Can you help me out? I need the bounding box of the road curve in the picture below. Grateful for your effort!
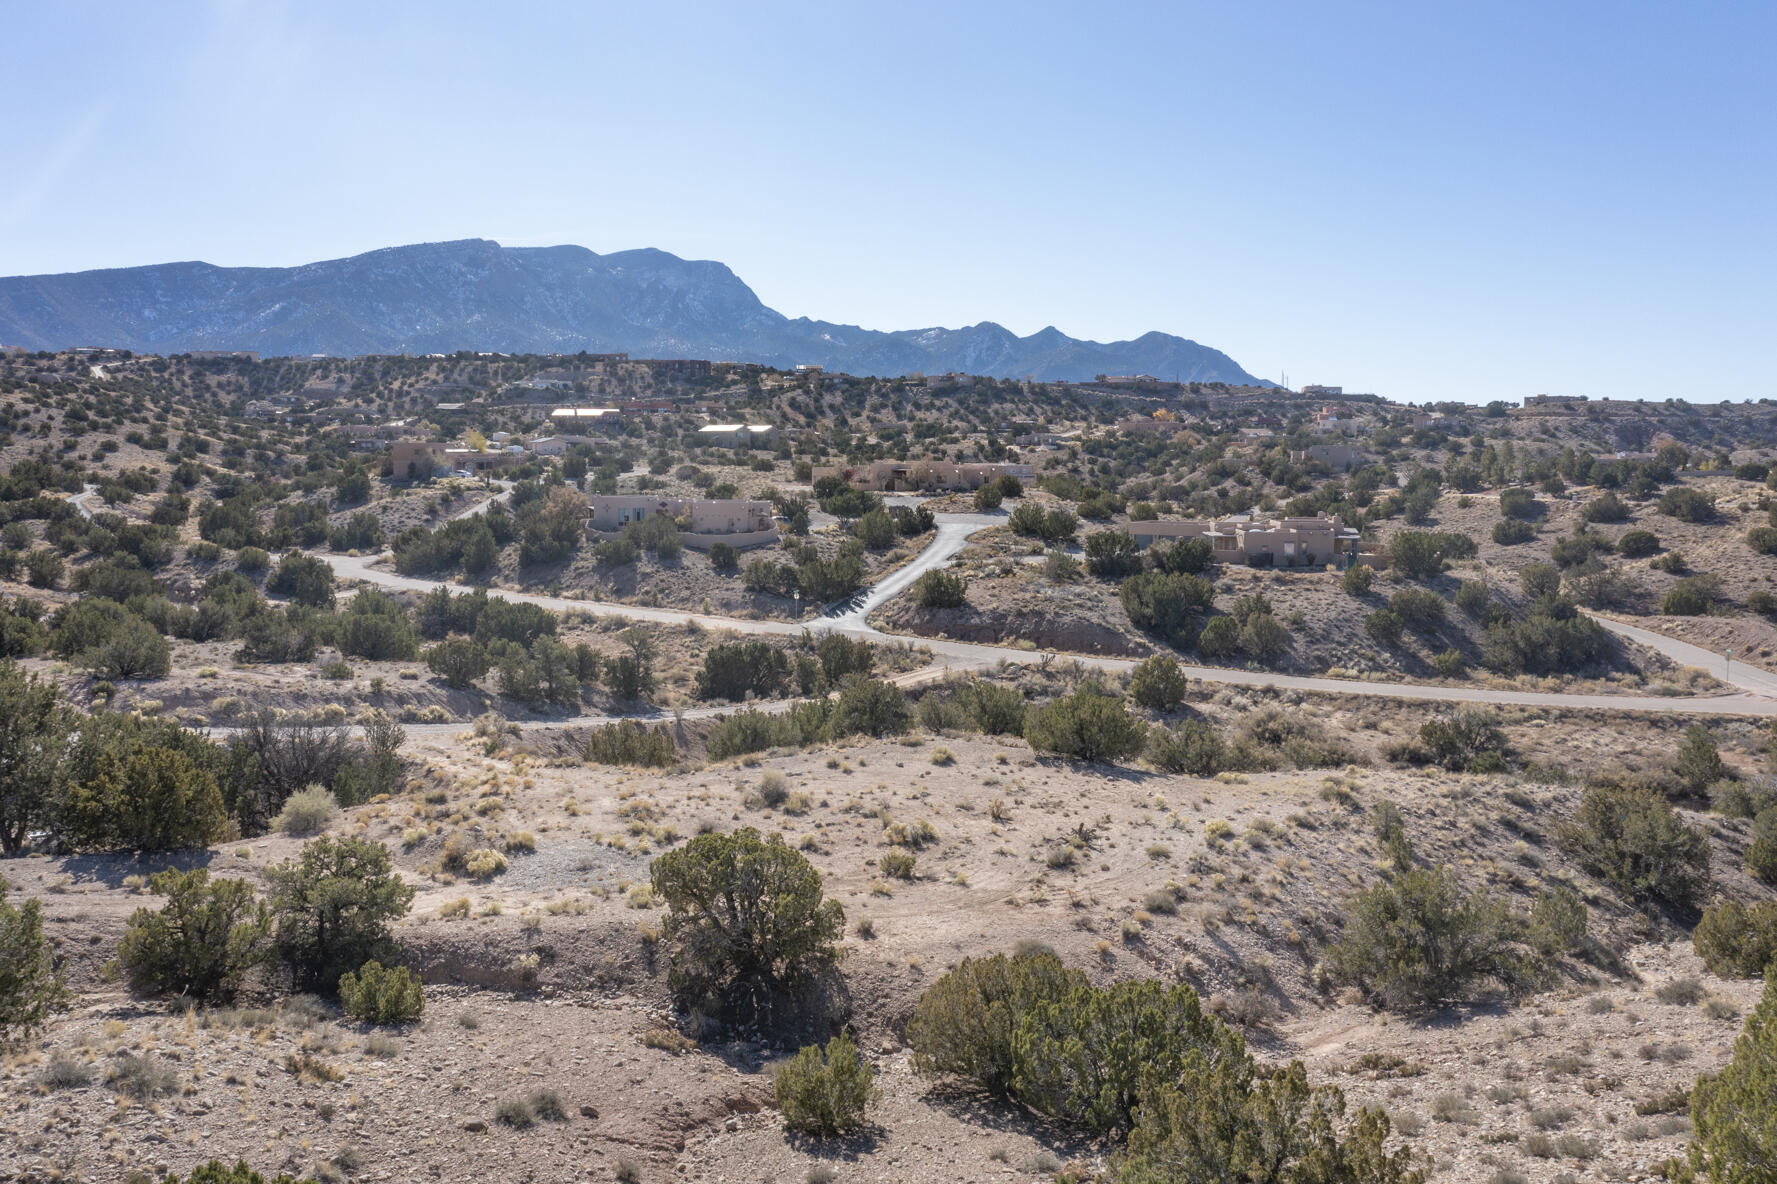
[309,516,1777,718]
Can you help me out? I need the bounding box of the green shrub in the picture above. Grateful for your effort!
[1581,491,1630,524]
[1013,978,1239,1133]
[1197,614,1240,657]
[1694,901,1777,980]
[907,949,1087,1096]
[1528,885,1589,958]
[161,1160,316,1184]
[1239,613,1290,660]
[118,868,271,1002]
[1364,609,1404,646]
[267,836,416,993]
[1330,864,1535,1009]
[0,876,65,1048]
[62,745,228,852]
[1617,529,1660,558]
[1679,966,1777,1181]
[1390,531,1474,580]
[1146,720,1228,775]
[1560,782,1711,908]
[1499,487,1541,520]
[650,828,843,1018]
[583,720,676,768]
[1114,1060,1423,1184]
[1675,725,1727,798]
[1084,530,1141,577]
[1390,588,1446,628]
[338,959,425,1024]
[1119,571,1213,647]
[1396,709,1506,772]
[1127,655,1187,711]
[1024,687,1148,763]
[1748,808,1777,884]
[831,676,910,738]
[774,1032,875,1136]
[1659,486,1715,523]
[913,568,967,608]
[1454,579,1491,616]
[272,785,339,837]
[266,553,335,608]
[695,640,791,701]
[955,680,1027,735]
[1341,563,1374,595]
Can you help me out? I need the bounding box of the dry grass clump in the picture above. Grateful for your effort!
[274,786,339,836]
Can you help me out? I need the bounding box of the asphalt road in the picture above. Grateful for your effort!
[313,514,1777,722]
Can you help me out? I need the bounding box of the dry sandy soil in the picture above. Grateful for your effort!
[3,685,1773,1184]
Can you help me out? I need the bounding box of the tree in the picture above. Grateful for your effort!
[1197,615,1240,658]
[1748,808,1777,885]
[1128,655,1188,711]
[0,661,69,854]
[62,746,228,852]
[81,615,171,679]
[1618,529,1661,558]
[1676,967,1777,1183]
[1329,864,1534,1010]
[1559,781,1711,908]
[1341,563,1373,595]
[1153,538,1212,575]
[907,949,1087,1097]
[425,638,491,689]
[117,868,271,1002]
[972,483,1003,511]
[267,553,335,609]
[1024,687,1148,763]
[266,836,415,993]
[0,876,65,1048]
[774,1032,875,1136]
[649,828,844,1018]
[1520,563,1562,599]
[334,465,371,507]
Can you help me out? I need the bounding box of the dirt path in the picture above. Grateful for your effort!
[310,519,1777,718]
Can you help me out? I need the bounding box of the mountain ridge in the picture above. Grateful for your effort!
[0,238,1267,384]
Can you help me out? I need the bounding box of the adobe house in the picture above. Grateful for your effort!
[389,440,525,480]
[1127,512,1373,568]
[585,495,778,550]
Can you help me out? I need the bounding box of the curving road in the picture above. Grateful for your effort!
[312,514,1777,720]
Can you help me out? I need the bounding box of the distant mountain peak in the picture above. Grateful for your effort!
[0,240,1266,383]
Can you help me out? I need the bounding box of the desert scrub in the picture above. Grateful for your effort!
[774,1032,875,1136]
[502,831,537,854]
[438,897,471,919]
[930,745,956,766]
[338,960,425,1025]
[273,785,339,837]
[880,848,917,879]
[465,848,508,880]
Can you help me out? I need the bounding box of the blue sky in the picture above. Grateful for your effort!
[3,0,1771,403]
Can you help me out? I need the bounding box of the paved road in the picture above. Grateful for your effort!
[448,480,513,521]
[311,515,1777,719]
[1581,612,1777,698]
[70,483,99,519]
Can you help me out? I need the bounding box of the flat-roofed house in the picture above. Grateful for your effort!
[585,495,778,549]
[1127,511,1372,568]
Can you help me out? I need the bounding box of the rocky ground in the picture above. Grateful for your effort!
[3,690,1773,1183]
